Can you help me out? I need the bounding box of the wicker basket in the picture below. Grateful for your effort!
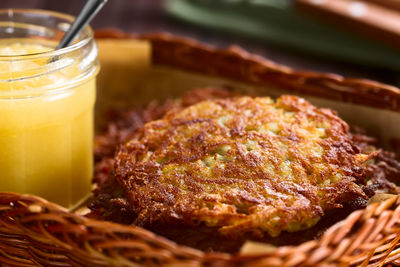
[1,30,400,266]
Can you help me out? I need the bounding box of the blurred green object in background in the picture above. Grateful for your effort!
[166,0,400,70]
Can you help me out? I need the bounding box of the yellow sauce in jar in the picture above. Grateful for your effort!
[0,39,98,207]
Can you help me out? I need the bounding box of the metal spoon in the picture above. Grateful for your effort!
[56,0,108,50]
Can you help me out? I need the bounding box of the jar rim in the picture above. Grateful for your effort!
[0,8,94,60]
[0,8,99,99]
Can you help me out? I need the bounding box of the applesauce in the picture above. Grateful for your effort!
[0,10,99,207]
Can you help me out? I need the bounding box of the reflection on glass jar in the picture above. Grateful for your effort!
[0,9,99,207]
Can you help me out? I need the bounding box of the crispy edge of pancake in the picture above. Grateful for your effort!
[89,88,400,252]
[113,94,372,237]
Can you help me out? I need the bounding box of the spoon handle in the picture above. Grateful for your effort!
[57,0,108,49]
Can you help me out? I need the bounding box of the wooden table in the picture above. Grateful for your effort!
[1,0,399,86]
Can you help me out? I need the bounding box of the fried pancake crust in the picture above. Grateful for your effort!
[113,95,373,237]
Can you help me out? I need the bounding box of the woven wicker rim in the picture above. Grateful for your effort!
[95,29,400,112]
[1,192,400,266]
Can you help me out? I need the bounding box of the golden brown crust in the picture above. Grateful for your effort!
[93,88,233,187]
[90,88,400,251]
[95,29,400,112]
[113,94,371,237]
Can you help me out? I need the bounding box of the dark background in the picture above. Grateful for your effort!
[1,0,399,86]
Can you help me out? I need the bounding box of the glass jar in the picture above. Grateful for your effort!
[0,9,99,207]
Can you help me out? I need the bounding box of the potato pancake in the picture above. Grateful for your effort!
[112,95,373,237]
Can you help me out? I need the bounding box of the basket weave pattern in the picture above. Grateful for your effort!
[95,29,400,112]
[0,192,400,266]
